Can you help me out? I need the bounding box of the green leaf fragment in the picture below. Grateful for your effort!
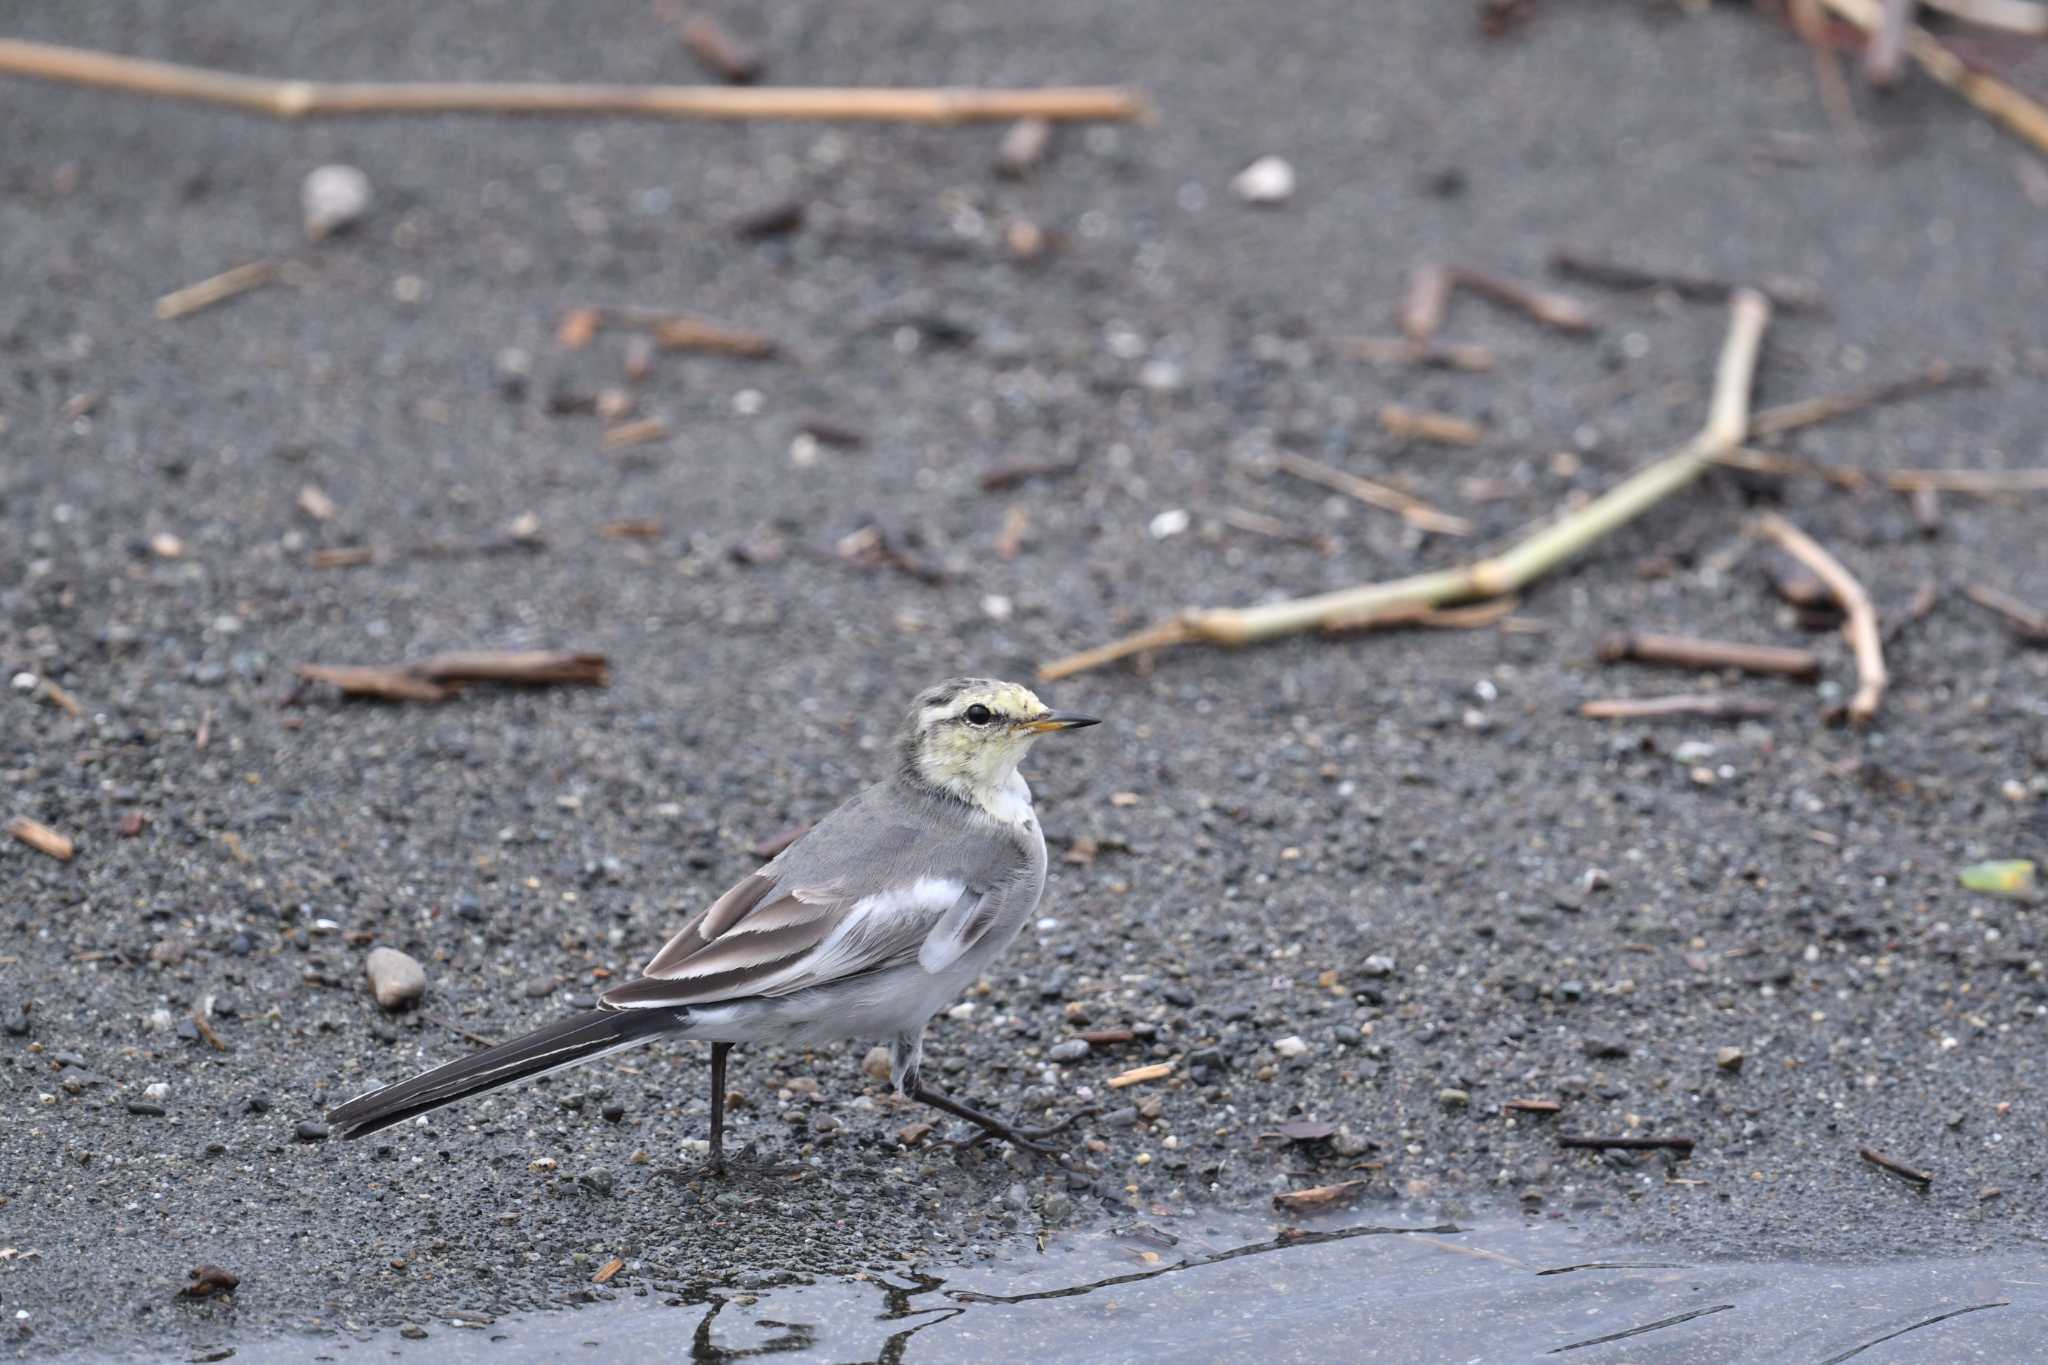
[1959,860,2038,900]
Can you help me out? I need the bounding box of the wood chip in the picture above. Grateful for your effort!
[308,546,378,569]
[796,416,867,449]
[557,308,599,350]
[1400,263,1451,347]
[591,1256,626,1285]
[6,815,75,862]
[599,518,665,540]
[650,316,776,357]
[1272,1179,1371,1213]
[1106,1063,1173,1089]
[1077,1028,1135,1046]
[1504,1098,1562,1114]
[602,417,670,451]
[1379,404,1484,446]
[1342,335,1495,371]
[678,14,762,83]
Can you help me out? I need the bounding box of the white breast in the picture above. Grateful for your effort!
[977,770,1036,828]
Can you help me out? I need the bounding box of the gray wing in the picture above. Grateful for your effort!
[601,783,1019,1010]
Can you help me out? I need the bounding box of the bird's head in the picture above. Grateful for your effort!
[899,677,1098,808]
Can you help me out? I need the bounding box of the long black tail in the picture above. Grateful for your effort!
[328,1007,679,1139]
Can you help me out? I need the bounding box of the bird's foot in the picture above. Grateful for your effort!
[945,1105,1100,1156]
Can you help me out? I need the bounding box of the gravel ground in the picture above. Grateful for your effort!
[4,1,2047,1357]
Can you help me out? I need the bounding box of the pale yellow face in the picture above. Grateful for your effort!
[908,679,1062,801]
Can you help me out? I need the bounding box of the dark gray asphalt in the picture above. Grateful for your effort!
[3,1,2046,1358]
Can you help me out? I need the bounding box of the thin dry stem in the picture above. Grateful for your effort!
[1580,694,1779,721]
[1754,513,1887,722]
[154,259,283,320]
[1037,290,1772,679]
[0,39,1148,124]
[1746,361,1984,438]
[1963,583,2048,640]
[1272,452,1472,536]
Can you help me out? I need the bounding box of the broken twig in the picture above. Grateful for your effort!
[1039,289,1770,680]
[296,651,609,702]
[1746,361,1986,438]
[1859,1145,1934,1185]
[0,39,1148,124]
[1964,583,2048,641]
[1580,694,1778,721]
[154,259,285,321]
[1549,248,1824,312]
[1341,336,1495,372]
[1559,1135,1696,1152]
[1451,267,1596,333]
[1273,452,1472,536]
[1754,514,1886,722]
[1598,632,1821,679]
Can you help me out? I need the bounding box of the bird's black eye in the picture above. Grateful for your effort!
[963,703,993,725]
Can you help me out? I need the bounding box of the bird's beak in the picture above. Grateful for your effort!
[1021,711,1100,733]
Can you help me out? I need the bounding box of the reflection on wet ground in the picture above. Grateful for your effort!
[229,1210,2046,1364]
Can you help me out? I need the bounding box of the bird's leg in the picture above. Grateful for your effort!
[707,1041,732,1174]
[890,1028,1087,1157]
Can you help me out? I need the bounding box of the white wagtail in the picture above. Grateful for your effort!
[328,677,1099,1165]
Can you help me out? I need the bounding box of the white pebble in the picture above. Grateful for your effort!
[1148,508,1190,540]
[143,1082,170,1101]
[1231,155,1296,205]
[303,164,372,240]
[981,594,1013,621]
[365,946,427,1011]
[10,672,37,693]
[1274,1035,1309,1058]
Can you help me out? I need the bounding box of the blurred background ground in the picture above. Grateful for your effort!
[2,0,2046,1356]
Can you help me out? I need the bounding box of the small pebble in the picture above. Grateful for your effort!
[601,1101,626,1123]
[1716,1046,1745,1072]
[365,947,427,1011]
[295,1120,330,1142]
[143,1081,169,1101]
[1273,1035,1309,1059]
[125,1101,166,1117]
[303,164,372,240]
[862,1045,893,1082]
[1047,1038,1091,1064]
[1230,155,1296,204]
[1438,1088,1471,1110]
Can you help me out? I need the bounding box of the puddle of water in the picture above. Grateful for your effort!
[220,1211,2047,1365]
